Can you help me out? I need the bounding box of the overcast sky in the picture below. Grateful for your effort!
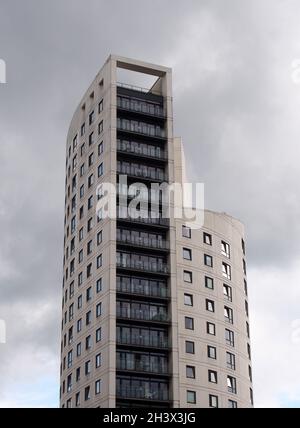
[1,0,300,408]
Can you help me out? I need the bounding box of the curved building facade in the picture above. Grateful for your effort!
[60,55,253,408]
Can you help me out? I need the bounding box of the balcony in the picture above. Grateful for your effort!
[116,259,169,275]
[117,140,167,162]
[116,387,169,402]
[117,212,169,228]
[116,281,169,299]
[116,307,169,324]
[117,233,169,252]
[116,335,169,350]
[117,95,165,119]
[117,360,169,376]
[117,118,166,140]
[117,163,167,182]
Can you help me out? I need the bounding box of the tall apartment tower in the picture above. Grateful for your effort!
[60,55,253,409]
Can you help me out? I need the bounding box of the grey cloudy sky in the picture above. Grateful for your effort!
[0,0,300,407]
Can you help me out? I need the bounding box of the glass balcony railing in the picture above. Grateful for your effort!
[116,335,169,349]
[117,96,165,118]
[117,307,169,323]
[117,233,169,251]
[117,119,166,139]
[117,213,169,227]
[116,259,169,274]
[116,387,169,401]
[117,360,169,375]
[117,140,167,161]
[116,281,169,298]
[117,163,167,182]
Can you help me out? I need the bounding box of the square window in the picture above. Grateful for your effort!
[187,390,196,404]
[185,317,194,330]
[183,248,192,261]
[184,294,193,306]
[204,254,213,267]
[182,225,191,238]
[203,232,212,245]
[186,365,195,379]
[205,276,214,290]
[185,341,195,354]
[183,270,193,283]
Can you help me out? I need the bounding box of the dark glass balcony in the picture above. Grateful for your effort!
[117,118,166,139]
[117,280,169,299]
[117,140,167,161]
[117,95,165,119]
[116,259,169,274]
[117,307,169,323]
[116,334,169,350]
[117,163,167,182]
[117,213,169,228]
[117,360,169,375]
[117,232,169,251]
[116,386,169,402]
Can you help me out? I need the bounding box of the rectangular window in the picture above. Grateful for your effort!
[209,395,218,408]
[227,352,236,370]
[96,327,102,343]
[186,365,196,379]
[243,259,247,275]
[96,278,102,293]
[221,240,230,258]
[77,295,82,309]
[244,279,248,296]
[96,353,102,368]
[87,263,92,278]
[223,284,232,301]
[227,376,237,394]
[78,249,83,263]
[98,141,103,156]
[98,120,103,135]
[88,195,93,210]
[75,392,80,407]
[225,329,235,347]
[242,238,246,255]
[204,254,213,267]
[183,248,192,260]
[76,367,81,382]
[98,162,103,177]
[96,302,102,317]
[207,322,216,336]
[87,217,93,231]
[228,400,238,408]
[183,270,193,283]
[89,110,94,125]
[87,240,93,255]
[86,286,92,301]
[97,231,103,245]
[88,152,94,167]
[80,143,85,156]
[206,299,215,313]
[207,345,217,360]
[97,254,102,269]
[85,336,92,350]
[224,306,234,324]
[76,342,81,357]
[184,294,193,306]
[86,311,92,325]
[185,317,194,330]
[80,163,85,177]
[185,341,195,354]
[98,99,103,114]
[78,272,83,286]
[222,262,231,280]
[182,225,191,238]
[203,232,212,245]
[80,184,84,198]
[187,391,196,404]
[84,386,91,401]
[205,276,214,290]
[95,379,101,395]
[89,132,94,146]
[77,319,82,333]
[208,370,218,384]
[88,173,94,188]
[81,123,85,136]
